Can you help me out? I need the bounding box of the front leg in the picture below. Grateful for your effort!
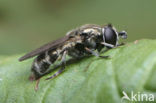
[101,42,115,48]
[101,42,125,48]
[46,50,67,80]
[85,47,109,58]
[117,42,125,46]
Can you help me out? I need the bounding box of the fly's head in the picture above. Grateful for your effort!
[102,24,127,47]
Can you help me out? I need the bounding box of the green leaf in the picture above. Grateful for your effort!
[0,39,156,103]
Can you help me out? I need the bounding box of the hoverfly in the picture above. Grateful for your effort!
[19,24,127,90]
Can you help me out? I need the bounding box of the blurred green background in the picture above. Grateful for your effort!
[0,0,156,55]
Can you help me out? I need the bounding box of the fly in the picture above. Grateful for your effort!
[19,24,127,90]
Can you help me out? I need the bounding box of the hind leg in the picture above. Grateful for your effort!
[46,50,67,80]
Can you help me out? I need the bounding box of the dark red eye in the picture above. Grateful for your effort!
[103,26,117,46]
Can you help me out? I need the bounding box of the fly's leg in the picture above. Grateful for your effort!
[117,42,125,46]
[46,51,67,80]
[35,78,40,91]
[85,47,109,58]
[101,42,125,48]
[101,42,115,48]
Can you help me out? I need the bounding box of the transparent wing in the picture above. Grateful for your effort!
[19,36,69,61]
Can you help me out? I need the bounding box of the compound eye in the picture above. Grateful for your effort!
[104,27,117,45]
